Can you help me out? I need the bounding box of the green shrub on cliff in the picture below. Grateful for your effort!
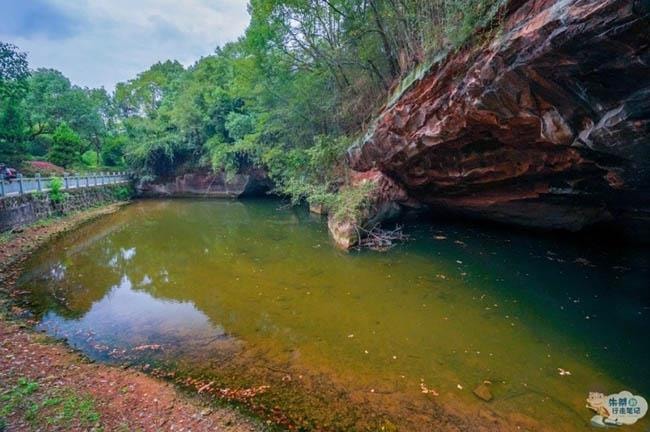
[329,182,376,223]
[444,0,502,47]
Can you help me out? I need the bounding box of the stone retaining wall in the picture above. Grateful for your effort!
[0,184,127,232]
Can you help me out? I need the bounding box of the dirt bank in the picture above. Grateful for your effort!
[0,204,263,432]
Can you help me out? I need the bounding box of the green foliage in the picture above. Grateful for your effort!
[81,150,98,167]
[444,0,501,47]
[259,134,350,206]
[0,378,39,419]
[101,135,127,167]
[0,42,30,165]
[40,392,101,426]
[49,123,81,167]
[0,378,100,429]
[0,42,29,100]
[1,1,499,205]
[328,181,376,222]
[0,101,27,164]
[113,185,133,201]
[1,62,118,169]
[225,112,255,141]
[48,177,65,204]
[115,60,184,118]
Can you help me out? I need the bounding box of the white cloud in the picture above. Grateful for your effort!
[0,0,249,90]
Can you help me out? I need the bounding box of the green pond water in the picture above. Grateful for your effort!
[17,199,650,431]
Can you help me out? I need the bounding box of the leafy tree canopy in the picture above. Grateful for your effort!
[1,0,498,206]
[0,41,29,100]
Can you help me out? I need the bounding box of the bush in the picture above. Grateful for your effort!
[113,185,133,201]
[20,160,65,176]
[48,177,65,204]
[260,134,350,206]
[225,112,254,141]
[327,181,375,222]
[81,150,98,167]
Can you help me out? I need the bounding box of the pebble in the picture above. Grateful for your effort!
[472,382,493,401]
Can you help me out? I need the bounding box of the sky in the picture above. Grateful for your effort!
[0,0,250,91]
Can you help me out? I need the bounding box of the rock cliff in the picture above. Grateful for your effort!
[347,0,650,239]
[137,168,270,198]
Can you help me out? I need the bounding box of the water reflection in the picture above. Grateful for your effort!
[38,274,233,365]
[16,199,650,431]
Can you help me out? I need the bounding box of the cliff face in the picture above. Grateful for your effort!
[348,0,650,234]
[137,168,270,198]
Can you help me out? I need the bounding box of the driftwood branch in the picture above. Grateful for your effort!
[356,224,408,251]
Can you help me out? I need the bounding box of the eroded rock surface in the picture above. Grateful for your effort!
[349,0,650,236]
[138,168,270,198]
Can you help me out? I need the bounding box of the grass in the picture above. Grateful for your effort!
[31,215,62,229]
[0,378,39,419]
[0,377,101,430]
[41,392,100,426]
[0,231,11,245]
[32,333,62,346]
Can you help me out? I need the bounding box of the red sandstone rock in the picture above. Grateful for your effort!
[328,169,414,248]
[349,0,650,234]
[137,168,270,198]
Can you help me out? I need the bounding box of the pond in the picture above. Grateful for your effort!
[17,199,650,431]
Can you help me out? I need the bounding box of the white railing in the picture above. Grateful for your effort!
[0,172,130,197]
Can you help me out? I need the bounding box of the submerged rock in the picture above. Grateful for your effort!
[327,216,359,250]
[327,169,417,249]
[309,203,328,215]
[473,382,493,402]
[349,0,650,239]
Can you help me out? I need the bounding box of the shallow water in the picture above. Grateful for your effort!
[17,199,650,430]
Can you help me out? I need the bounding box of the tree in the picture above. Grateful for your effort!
[22,69,117,163]
[0,42,30,164]
[49,123,81,168]
[0,2,499,206]
[0,41,29,100]
[0,102,27,164]
[114,60,184,118]
[23,69,72,137]
[83,88,113,161]
[101,135,127,167]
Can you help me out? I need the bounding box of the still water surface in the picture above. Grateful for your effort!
[17,200,650,430]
